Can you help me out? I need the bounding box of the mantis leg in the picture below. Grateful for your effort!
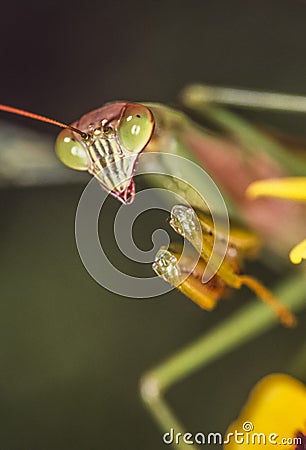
[140,275,305,450]
[181,84,306,114]
[169,205,296,327]
[236,275,296,327]
[180,84,306,175]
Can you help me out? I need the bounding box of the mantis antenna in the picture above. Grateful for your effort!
[0,104,88,140]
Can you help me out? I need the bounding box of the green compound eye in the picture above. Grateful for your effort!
[118,104,154,153]
[55,129,90,171]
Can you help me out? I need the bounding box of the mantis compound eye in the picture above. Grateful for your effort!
[118,104,154,153]
[55,129,90,170]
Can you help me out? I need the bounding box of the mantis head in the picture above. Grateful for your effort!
[55,102,155,204]
[0,101,155,204]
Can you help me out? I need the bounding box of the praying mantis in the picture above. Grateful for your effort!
[1,84,306,449]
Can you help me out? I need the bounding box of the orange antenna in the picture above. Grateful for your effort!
[0,104,88,140]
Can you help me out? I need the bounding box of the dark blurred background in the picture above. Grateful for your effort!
[0,1,306,449]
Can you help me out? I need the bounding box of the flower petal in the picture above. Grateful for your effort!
[289,239,306,264]
[225,374,306,449]
[246,178,306,201]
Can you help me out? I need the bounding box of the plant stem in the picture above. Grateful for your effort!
[140,274,305,450]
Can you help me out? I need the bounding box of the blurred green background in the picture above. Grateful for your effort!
[0,1,306,449]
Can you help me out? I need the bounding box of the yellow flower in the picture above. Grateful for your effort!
[225,374,306,449]
[246,178,306,264]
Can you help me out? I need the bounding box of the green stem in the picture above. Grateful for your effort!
[140,274,305,450]
[140,388,192,450]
